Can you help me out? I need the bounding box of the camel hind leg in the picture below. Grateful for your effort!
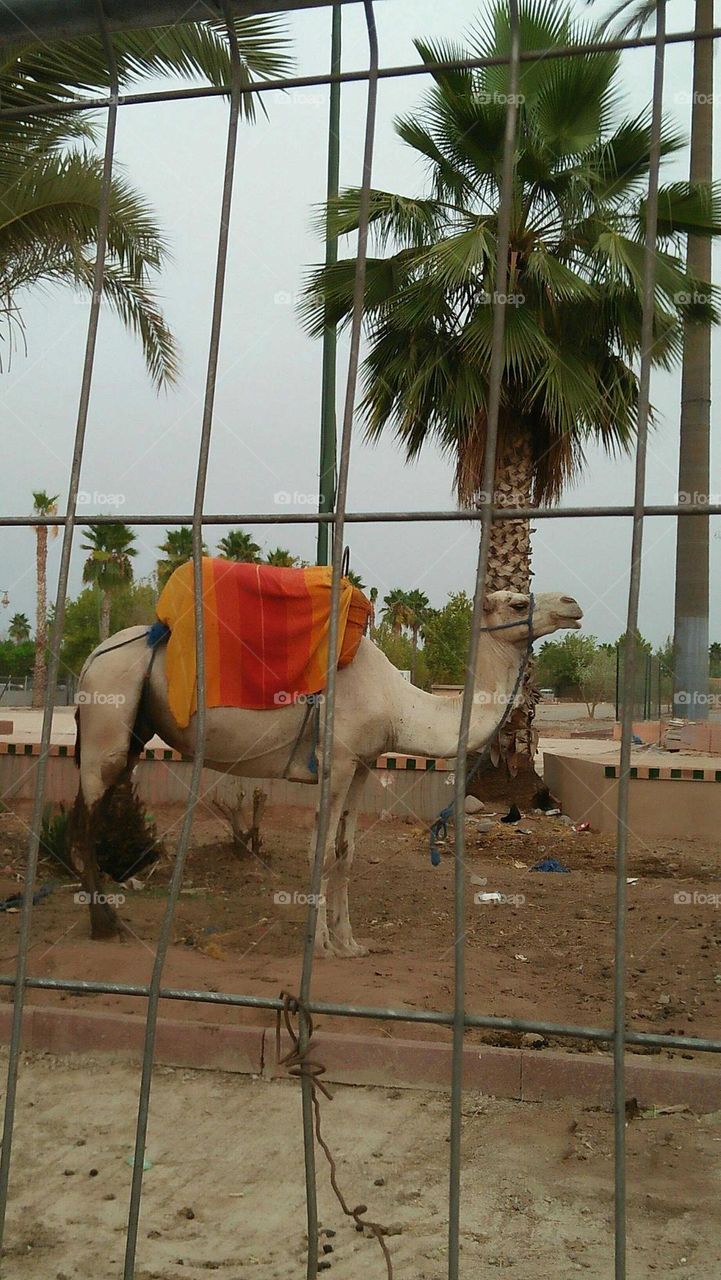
[73,628,153,938]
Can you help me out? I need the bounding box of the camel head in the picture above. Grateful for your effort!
[482,590,583,645]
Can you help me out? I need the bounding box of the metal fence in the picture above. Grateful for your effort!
[0,2,719,1279]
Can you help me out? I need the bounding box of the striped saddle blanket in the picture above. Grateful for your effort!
[154,557,372,728]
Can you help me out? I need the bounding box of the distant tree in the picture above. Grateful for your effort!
[266,547,298,567]
[369,586,379,633]
[535,633,598,696]
[61,580,157,675]
[373,621,428,687]
[8,613,31,645]
[81,522,137,640]
[710,642,721,679]
[31,489,59,708]
[217,530,262,563]
[382,588,412,636]
[345,569,366,591]
[0,640,35,679]
[404,588,430,681]
[578,649,616,718]
[423,592,472,687]
[156,528,208,588]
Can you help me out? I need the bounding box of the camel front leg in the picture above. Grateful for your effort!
[307,763,356,958]
[328,768,368,958]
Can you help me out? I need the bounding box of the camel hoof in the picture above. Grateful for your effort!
[330,937,369,958]
[313,934,335,959]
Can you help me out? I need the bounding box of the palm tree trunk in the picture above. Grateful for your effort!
[100,590,112,641]
[673,0,713,720]
[32,526,48,710]
[486,435,533,594]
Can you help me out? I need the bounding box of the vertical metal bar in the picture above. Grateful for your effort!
[122,8,242,1276]
[316,0,342,567]
[0,1,119,1253]
[447,3,521,1275]
[298,4,377,1276]
[613,6,666,1277]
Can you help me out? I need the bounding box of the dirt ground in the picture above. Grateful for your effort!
[0,798,720,1055]
[2,1051,720,1279]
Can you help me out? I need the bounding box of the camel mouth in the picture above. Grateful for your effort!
[552,609,583,629]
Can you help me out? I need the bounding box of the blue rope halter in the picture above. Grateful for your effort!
[429,593,536,866]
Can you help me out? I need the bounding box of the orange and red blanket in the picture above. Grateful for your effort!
[154,557,372,728]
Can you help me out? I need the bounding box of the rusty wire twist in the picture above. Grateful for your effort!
[277,992,394,1279]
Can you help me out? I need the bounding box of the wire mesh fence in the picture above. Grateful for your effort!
[0,2,718,1278]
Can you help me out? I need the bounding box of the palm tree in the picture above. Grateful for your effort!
[405,588,430,682]
[382,588,413,636]
[81,522,137,640]
[369,585,379,634]
[301,1,719,602]
[610,0,714,717]
[217,530,262,563]
[156,527,208,589]
[8,613,31,645]
[0,19,291,383]
[31,491,59,709]
[266,547,299,567]
[345,569,366,591]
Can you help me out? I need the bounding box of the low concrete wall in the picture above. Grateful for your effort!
[544,751,721,842]
[0,753,452,822]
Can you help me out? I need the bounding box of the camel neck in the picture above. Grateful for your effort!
[390,633,524,760]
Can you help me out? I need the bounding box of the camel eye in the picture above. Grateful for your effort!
[512,600,527,612]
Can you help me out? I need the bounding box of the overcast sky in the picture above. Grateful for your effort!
[1,0,719,647]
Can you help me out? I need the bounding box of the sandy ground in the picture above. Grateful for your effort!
[2,1051,721,1279]
[1,803,720,1055]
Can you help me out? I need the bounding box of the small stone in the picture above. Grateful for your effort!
[178,1207,195,1220]
[521,1033,546,1050]
[88,1168,99,1178]
[63,1169,75,1177]
[75,1139,86,1148]
[374,1177,386,1187]
[464,795,485,815]
[318,1263,332,1272]
[147,1230,161,1240]
[324,1229,336,1238]
[322,1243,333,1254]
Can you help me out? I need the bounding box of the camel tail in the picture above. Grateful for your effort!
[74,707,81,768]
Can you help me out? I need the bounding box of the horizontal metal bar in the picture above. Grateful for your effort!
[2,975,719,1054]
[0,0,360,43]
[5,504,721,527]
[0,26,719,121]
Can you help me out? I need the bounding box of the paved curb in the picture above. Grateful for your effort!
[0,1005,718,1110]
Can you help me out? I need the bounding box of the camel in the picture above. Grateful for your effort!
[73,589,582,957]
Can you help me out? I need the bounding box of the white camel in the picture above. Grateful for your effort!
[73,588,582,956]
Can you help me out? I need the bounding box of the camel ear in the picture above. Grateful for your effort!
[482,595,493,613]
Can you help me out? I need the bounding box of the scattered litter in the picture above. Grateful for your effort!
[514,953,528,962]
[531,857,570,873]
[476,892,503,904]
[632,734,643,745]
[0,881,57,913]
[500,804,522,824]
[512,859,528,870]
[545,808,561,816]
[124,877,144,891]
[627,877,639,885]
[573,822,591,833]
[516,827,534,835]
